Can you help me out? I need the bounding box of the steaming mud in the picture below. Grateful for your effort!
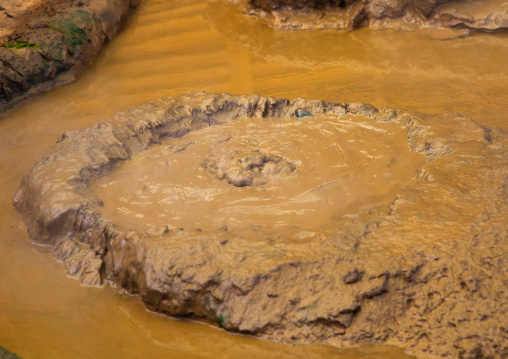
[92,115,424,238]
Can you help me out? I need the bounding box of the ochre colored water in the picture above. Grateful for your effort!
[1,0,508,357]
[91,115,424,239]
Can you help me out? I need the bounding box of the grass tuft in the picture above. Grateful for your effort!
[48,26,66,34]
[4,41,37,49]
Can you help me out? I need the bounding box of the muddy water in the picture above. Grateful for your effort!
[1,0,507,357]
[92,115,424,239]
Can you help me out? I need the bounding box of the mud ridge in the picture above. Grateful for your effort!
[14,92,508,358]
[232,0,508,32]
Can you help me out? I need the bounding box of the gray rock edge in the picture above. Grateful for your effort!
[0,346,21,359]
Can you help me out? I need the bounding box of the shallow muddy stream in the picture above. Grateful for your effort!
[1,0,508,358]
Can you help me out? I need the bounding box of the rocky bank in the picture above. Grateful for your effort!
[232,0,508,31]
[0,346,21,359]
[0,0,140,112]
[13,93,508,358]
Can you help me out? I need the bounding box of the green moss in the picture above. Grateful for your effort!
[4,42,37,49]
[217,314,229,329]
[59,20,88,48]
[51,11,94,49]
[70,26,87,44]
[48,26,65,34]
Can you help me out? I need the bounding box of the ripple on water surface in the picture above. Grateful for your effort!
[3,0,508,357]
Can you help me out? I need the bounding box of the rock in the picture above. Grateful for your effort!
[0,0,140,113]
[295,108,313,118]
[13,92,508,359]
[235,0,508,32]
[0,346,21,359]
[252,0,452,16]
[343,268,364,284]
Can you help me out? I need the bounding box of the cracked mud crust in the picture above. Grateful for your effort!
[13,92,508,358]
[231,0,508,32]
[0,0,140,112]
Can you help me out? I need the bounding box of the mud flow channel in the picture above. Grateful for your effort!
[92,114,423,238]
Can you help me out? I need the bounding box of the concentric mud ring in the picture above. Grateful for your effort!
[14,92,508,358]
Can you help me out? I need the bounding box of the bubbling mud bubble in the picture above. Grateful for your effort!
[91,114,424,237]
[203,149,296,187]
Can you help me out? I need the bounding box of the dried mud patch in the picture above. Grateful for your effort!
[14,92,508,358]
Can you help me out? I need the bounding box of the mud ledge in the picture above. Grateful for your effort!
[0,0,140,113]
[14,93,508,358]
[233,0,508,32]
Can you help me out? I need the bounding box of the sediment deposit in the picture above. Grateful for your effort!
[233,0,508,31]
[0,0,140,112]
[14,93,508,358]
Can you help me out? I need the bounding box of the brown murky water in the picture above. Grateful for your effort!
[1,0,507,357]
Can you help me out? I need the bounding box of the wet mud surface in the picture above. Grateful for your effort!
[234,0,508,32]
[92,109,423,237]
[2,0,508,358]
[14,92,508,358]
[0,0,140,112]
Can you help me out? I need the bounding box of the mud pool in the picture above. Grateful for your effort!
[1,0,508,358]
[91,114,424,237]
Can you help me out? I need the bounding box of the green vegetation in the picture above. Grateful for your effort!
[66,23,87,47]
[4,41,37,50]
[51,11,92,49]
[48,26,65,34]
[217,314,228,328]
[53,20,88,48]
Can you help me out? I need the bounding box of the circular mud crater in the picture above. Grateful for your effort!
[90,111,423,238]
[14,93,508,359]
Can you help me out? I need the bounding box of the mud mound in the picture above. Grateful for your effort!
[0,0,140,112]
[203,150,296,187]
[233,0,508,32]
[14,93,508,358]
